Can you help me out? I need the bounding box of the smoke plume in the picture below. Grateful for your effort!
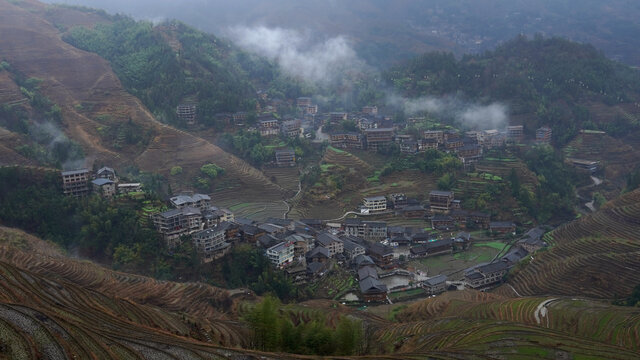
[228,26,367,86]
[387,94,509,130]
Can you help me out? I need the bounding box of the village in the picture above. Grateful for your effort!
[61,160,549,304]
[55,90,596,304]
[55,84,612,305]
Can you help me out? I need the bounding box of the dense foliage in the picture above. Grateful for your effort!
[246,296,363,355]
[387,35,640,145]
[220,245,300,301]
[62,18,294,127]
[0,167,195,280]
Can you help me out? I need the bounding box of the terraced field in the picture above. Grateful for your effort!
[564,132,640,184]
[502,189,640,299]
[2,225,639,359]
[392,291,640,354]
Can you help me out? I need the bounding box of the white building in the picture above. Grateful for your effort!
[266,241,295,268]
[363,196,387,212]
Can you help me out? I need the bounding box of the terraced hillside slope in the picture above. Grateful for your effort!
[0,0,284,202]
[2,226,639,359]
[501,188,640,299]
[384,291,640,358]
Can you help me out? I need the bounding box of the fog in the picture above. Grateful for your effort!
[229,26,368,86]
[387,94,508,130]
[42,0,640,67]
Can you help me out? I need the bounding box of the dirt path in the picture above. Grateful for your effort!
[534,298,557,326]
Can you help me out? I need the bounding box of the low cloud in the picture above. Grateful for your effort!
[387,94,509,130]
[228,26,367,86]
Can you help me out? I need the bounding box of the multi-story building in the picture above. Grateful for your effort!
[329,112,348,124]
[176,104,197,125]
[275,149,296,167]
[362,196,387,213]
[61,169,90,197]
[316,232,344,257]
[281,119,302,138]
[344,219,388,241]
[423,130,444,144]
[429,190,454,213]
[342,239,366,260]
[266,241,295,268]
[423,274,447,295]
[296,97,312,107]
[507,125,524,142]
[357,117,378,130]
[152,207,203,247]
[536,126,552,144]
[96,166,117,181]
[170,194,211,211]
[364,128,395,151]
[118,183,142,194]
[362,105,378,115]
[464,261,510,289]
[192,227,230,262]
[91,178,116,197]
[259,119,279,137]
[330,132,365,149]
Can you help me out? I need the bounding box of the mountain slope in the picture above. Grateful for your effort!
[0,0,285,200]
[499,188,640,299]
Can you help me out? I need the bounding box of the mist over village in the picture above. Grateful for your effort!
[1,0,640,358]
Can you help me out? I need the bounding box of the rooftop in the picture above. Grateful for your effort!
[424,274,447,287]
[91,178,113,186]
[61,169,89,176]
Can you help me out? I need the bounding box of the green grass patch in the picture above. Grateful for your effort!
[474,241,506,251]
[328,146,347,154]
[389,288,425,299]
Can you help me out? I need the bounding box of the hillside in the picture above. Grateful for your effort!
[2,225,639,359]
[499,188,640,299]
[43,0,640,68]
[0,0,285,203]
[388,36,640,145]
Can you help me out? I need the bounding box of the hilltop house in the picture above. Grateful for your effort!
[507,125,524,142]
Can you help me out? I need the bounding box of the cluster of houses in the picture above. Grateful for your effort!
[463,226,547,289]
[146,189,507,301]
[61,167,142,198]
[359,190,517,236]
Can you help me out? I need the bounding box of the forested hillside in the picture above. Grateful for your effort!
[62,15,306,128]
[387,36,640,145]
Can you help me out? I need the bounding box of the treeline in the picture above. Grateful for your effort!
[386,35,640,145]
[246,296,363,356]
[220,245,302,301]
[0,167,196,280]
[62,17,287,128]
